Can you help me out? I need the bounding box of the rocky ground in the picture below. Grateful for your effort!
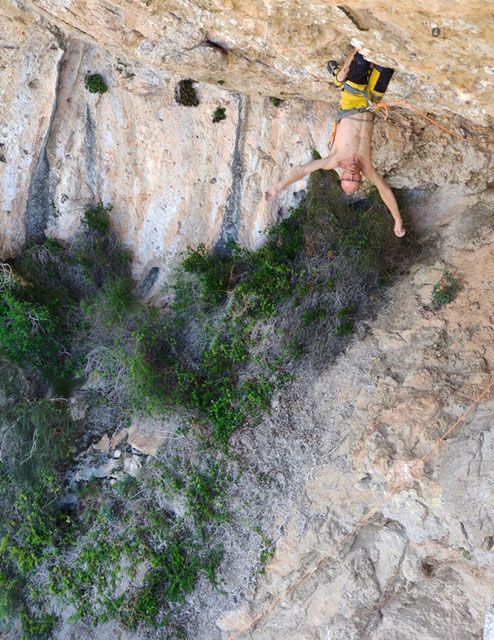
[209,187,494,640]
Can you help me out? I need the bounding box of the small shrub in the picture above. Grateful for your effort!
[84,73,108,94]
[432,271,461,306]
[458,546,473,561]
[122,534,222,628]
[255,528,275,574]
[100,275,136,324]
[20,608,57,640]
[212,107,227,123]
[175,79,199,106]
[181,244,236,306]
[184,464,230,527]
[301,305,326,326]
[335,306,353,336]
[270,97,282,107]
[0,289,54,367]
[83,202,110,233]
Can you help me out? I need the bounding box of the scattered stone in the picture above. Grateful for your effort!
[111,428,128,448]
[485,607,494,640]
[75,459,118,482]
[123,455,142,478]
[93,434,110,453]
[127,418,170,455]
[69,397,89,421]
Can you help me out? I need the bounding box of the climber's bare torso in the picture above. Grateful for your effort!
[265,110,405,237]
[332,111,373,165]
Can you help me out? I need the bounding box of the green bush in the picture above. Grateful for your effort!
[84,73,108,94]
[335,306,353,336]
[432,271,461,306]
[0,289,54,367]
[83,202,111,233]
[123,535,222,628]
[175,79,199,107]
[180,243,236,306]
[20,608,57,640]
[212,107,227,123]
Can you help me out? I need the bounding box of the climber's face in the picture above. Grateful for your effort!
[340,169,362,193]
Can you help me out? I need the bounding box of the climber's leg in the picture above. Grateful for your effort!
[344,51,372,86]
[367,64,394,103]
[327,47,357,86]
[339,51,372,111]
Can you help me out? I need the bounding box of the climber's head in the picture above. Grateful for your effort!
[339,160,362,194]
[340,176,362,193]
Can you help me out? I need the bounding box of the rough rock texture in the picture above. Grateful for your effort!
[47,191,494,640]
[13,0,494,123]
[1,1,493,287]
[209,188,494,640]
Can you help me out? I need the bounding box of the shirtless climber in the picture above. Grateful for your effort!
[265,48,406,238]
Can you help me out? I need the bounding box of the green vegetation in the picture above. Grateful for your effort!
[212,107,227,123]
[0,169,415,636]
[432,270,461,306]
[255,527,275,574]
[84,73,108,94]
[270,97,283,107]
[175,79,200,107]
[458,546,473,561]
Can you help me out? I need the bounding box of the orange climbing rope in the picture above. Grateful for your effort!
[371,99,467,140]
[411,377,494,471]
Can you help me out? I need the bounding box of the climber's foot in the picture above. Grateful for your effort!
[327,61,343,87]
[327,60,339,74]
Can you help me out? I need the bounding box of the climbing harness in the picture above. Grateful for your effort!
[329,87,470,149]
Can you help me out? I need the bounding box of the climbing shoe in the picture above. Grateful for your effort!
[327,60,343,87]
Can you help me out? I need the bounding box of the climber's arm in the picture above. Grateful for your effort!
[265,152,339,199]
[363,165,406,237]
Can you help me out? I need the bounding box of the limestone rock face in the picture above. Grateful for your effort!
[1,1,493,288]
[14,0,494,123]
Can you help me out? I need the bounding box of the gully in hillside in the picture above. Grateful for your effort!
[265,48,406,238]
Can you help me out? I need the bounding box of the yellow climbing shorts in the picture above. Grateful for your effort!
[340,82,369,110]
[339,68,389,110]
